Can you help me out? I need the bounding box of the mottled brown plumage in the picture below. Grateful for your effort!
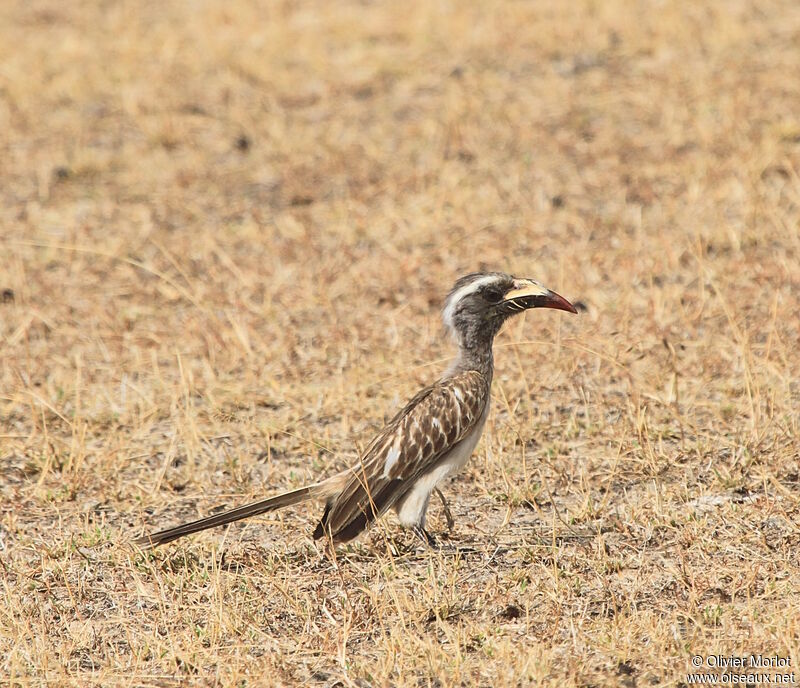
[133,272,576,550]
[313,370,490,542]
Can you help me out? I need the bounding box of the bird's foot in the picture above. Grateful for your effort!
[411,525,439,549]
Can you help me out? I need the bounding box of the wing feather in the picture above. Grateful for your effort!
[314,370,489,542]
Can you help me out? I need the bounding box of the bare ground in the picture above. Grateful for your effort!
[1,0,799,686]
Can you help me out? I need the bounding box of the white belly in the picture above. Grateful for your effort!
[394,400,489,528]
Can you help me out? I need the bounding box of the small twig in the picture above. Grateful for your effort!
[434,487,454,532]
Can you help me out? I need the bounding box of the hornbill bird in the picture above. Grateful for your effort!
[133,272,577,549]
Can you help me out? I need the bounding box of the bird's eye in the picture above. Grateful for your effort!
[482,287,504,303]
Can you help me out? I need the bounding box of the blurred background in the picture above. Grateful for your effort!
[1,0,799,684]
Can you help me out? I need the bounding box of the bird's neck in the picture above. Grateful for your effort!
[448,341,495,378]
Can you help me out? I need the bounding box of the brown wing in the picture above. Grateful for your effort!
[314,370,490,542]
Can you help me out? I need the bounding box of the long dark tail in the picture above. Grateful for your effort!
[132,485,320,549]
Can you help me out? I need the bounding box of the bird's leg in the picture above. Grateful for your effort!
[411,524,438,549]
[434,487,454,532]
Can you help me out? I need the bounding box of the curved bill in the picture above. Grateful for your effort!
[502,279,578,314]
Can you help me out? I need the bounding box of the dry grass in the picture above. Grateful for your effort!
[1,0,800,685]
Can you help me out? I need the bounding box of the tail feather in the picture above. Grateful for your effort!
[132,484,318,549]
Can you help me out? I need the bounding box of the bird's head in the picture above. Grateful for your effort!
[442,272,577,349]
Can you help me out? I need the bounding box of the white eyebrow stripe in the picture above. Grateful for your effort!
[442,275,500,331]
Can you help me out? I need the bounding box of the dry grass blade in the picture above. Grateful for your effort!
[1,0,800,686]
